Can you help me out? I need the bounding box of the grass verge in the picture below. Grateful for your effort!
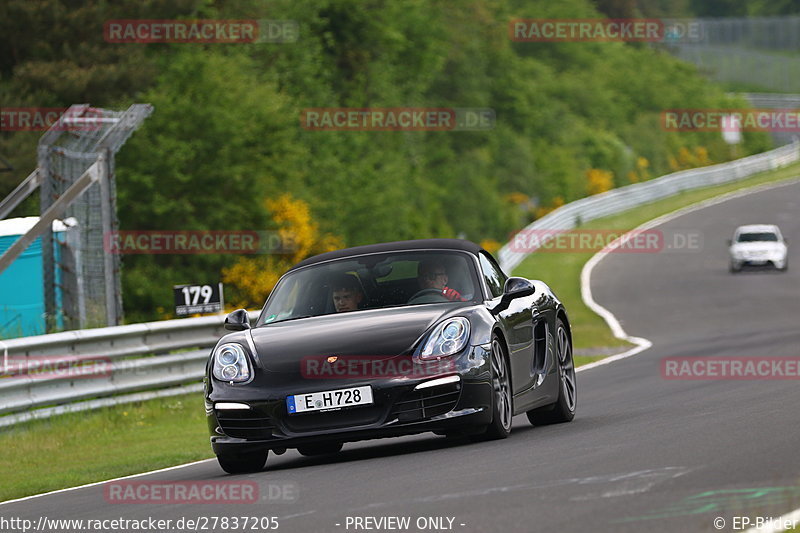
[512,160,800,355]
[0,393,213,502]
[1,159,798,502]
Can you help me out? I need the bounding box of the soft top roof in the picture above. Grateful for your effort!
[289,239,484,271]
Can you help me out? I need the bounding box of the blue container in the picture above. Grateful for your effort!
[0,217,65,338]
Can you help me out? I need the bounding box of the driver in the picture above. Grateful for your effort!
[417,259,465,301]
[331,274,365,312]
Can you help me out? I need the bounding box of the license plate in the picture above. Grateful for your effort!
[287,385,373,414]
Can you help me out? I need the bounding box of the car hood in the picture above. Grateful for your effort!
[731,242,785,254]
[250,303,467,372]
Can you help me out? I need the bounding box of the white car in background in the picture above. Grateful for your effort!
[728,224,788,273]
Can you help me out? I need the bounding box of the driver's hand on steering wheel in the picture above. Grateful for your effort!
[442,287,465,301]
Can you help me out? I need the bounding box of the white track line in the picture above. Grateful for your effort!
[0,458,215,506]
[3,178,798,509]
[578,176,800,372]
[577,177,800,532]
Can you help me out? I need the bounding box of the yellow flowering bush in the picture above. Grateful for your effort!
[480,239,501,253]
[222,194,343,309]
[586,168,614,196]
[627,156,651,183]
[669,146,712,171]
[505,192,530,205]
[534,196,565,219]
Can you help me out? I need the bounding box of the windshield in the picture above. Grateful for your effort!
[258,250,481,324]
[736,232,779,243]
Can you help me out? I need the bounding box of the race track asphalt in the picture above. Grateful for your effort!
[2,180,799,533]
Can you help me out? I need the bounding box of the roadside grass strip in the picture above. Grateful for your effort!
[0,393,213,502]
[1,160,799,503]
[512,160,800,354]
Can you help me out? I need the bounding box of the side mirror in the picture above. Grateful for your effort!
[224,309,250,331]
[726,239,732,246]
[502,277,535,299]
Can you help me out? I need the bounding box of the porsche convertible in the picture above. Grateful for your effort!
[204,239,576,473]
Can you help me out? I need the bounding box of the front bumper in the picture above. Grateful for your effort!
[732,255,786,268]
[206,344,493,453]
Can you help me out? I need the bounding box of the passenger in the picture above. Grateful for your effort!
[331,274,365,312]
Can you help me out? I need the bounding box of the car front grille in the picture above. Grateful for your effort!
[216,410,276,440]
[389,381,461,423]
[282,405,384,433]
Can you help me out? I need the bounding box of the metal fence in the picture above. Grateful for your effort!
[1,142,798,427]
[661,17,800,92]
[0,310,258,427]
[740,93,800,109]
[682,16,800,49]
[738,93,800,147]
[0,104,153,334]
[39,104,153,330]
[498,140,800,273]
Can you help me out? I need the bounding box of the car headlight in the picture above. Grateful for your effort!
[212,343,251,383]
[419,317,470,360]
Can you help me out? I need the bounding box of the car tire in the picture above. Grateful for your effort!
[729,261,741,273]
[216,449,268,474]
[527,318,576,426]
[297,442,343,456]
[469,334,512,442]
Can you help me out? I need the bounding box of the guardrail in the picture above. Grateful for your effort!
[498,140,800,273]
[0,310,259,427]
[740,93,800,107]
[738,94,800,146]
[2,142,798,427]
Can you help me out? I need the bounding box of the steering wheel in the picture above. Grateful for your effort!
[407,288,449,304]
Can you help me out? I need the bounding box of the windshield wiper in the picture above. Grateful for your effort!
[263,315,314,325]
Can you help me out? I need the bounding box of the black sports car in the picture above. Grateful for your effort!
[204,239,576,474]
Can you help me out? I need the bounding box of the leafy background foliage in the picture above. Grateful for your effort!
[0,0,782,321]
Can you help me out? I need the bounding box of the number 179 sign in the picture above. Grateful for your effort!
[173,283,224,316]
